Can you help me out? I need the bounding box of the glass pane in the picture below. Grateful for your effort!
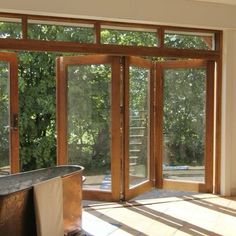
[164,31,214,50]
[67,64,112,191]
[0,18,22,39]
[28,20,94,43]
[163,67,206,182]
[101,26,158,47]
[0,61,10,175]
[129,66,150,188]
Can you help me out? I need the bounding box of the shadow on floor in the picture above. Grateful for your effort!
[81,189,236,236]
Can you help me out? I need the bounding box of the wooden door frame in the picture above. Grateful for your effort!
[123,56,155,200]
[155,59,215,192]
[56,55,121,201]
[0,52,19,173]
[0,12,223,193]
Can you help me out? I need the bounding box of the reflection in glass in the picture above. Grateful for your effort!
[0,62,10,175]
[163,67,206,182]
[67,64,112,191]
[129,66,150,188]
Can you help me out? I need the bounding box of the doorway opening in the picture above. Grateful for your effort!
[56,55,215,201]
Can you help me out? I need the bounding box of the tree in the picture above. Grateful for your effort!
[163,68,206,166]
[67,64,111,173]
[0,21,21,39]
[18,51,57,170]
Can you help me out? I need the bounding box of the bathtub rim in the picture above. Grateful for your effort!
[0,165,84,196]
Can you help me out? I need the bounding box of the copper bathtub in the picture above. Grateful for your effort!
[0,165,84,236]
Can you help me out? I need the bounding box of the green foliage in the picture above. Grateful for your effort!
[101,29,157,46]
[28,23,94,43]
[18,51,57,171]
[163,68,206,166]
[67,64,111,174]
[129,66,149,112]
[164,33,211,50]
[0,62,9,167]
[0,21,22,39]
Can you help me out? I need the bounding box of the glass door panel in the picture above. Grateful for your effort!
[156,60,214,192]
[124,57,154,199]
[56,55,121,201]
[0,52,19,175]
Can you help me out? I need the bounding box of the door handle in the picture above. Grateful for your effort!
[11,113,18,130]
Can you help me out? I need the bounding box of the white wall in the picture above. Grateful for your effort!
[221,30,236,196]
[1,0,236,196]
[222,30,236,196]
[0,0,236,29]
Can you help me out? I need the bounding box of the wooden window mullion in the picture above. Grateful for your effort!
[22,16,28,40]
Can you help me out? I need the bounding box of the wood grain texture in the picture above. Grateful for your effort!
[205,61,215,192]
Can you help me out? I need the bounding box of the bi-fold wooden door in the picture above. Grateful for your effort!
[56,55,215,201]
[56,55,122,201]
[155,60,215,193]
[123,56,154,200]
[56,55,155,201]
[0,52,19,174]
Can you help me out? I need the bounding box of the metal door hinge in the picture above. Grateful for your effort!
[11,113,18,130]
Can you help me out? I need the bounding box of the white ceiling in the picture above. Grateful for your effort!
[193,0,236,5]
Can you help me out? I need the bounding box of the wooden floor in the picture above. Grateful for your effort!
[82,189,236,236]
